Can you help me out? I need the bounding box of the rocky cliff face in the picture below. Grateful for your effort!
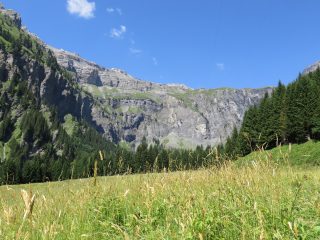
[0,48,95,126]
[0,3,21,28]
[49,47,273,148]
[303,61,320,75]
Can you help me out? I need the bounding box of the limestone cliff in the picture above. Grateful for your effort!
[49,47,273,148]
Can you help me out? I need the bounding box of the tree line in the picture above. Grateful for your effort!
[0,106,221,184]
[220,68,320,159]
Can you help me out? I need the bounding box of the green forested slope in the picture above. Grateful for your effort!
[0,12,117,184]
[221,69,320,160]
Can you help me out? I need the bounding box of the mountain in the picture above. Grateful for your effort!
[47,46,273,149]
[0,4,273,150]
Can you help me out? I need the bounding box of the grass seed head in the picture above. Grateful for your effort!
[21,189,36,220]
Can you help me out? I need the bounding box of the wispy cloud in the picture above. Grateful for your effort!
[67,0,96,19]
[110,25,127,39]
[106,7,123,15]
[116,8,123,16]
[216,63,225,71]
[152,57,158,66]
[106,8,115,13]
[129,48,142,54]
[130,39,136,45]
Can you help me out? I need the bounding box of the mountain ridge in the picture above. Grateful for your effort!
[47,44,273,148]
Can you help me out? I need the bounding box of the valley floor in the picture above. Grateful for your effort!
[1,162,320,239]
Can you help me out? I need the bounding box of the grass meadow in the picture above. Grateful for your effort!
[1,146,320,239]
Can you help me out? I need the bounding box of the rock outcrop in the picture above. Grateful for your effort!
[0,48,95,127]
[303,61,320,75]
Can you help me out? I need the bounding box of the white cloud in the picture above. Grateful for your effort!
[129,48,142,54]
[110,25,127,39]
[107,7,123,15]
[106,8,115,13]
[67,0,96,19]
[152,57,158,66]
[216,63,225,71]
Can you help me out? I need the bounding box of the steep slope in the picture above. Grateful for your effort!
[0,6,116,184]
[239,140,320,166]
[50,47,273,148]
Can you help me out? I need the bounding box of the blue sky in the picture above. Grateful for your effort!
[2,0,320,89]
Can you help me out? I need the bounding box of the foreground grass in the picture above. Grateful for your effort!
[1,162,320,239]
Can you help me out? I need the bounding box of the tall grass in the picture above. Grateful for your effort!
[0,160,320,239]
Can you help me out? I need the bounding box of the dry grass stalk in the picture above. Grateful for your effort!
[93,150,104,186]
[3,206,15,224]
[93,160,98,186]
[21,189,36,221]
[16,189,36,239]
[289,143,292,153]
[99,150,104,161]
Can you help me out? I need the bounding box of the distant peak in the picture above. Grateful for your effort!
[302,61,320,75]
[50,47,81,58]
[110,68,127,74]
[166,83,192,90]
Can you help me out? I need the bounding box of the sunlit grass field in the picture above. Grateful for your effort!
[1,151,320,239]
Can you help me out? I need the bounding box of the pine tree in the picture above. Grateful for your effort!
[135,137,148,172]
[0,114,14,142]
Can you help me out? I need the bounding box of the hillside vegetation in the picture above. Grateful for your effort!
[221,69,320,160]
[239,140,320,166]
[0,10,121,185]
